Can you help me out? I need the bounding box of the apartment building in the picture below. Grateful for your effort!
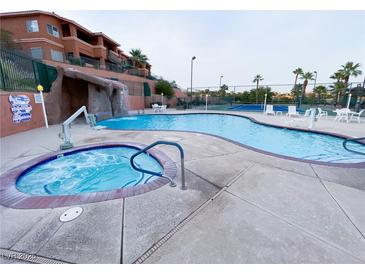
[0,10,151,77]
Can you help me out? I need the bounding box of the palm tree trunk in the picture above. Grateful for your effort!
[294,74,298,89]
[303,80,308,95]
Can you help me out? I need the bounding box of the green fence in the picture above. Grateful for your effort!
[0,49,57,92]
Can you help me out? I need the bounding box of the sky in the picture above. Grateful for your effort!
[56,10,365,92]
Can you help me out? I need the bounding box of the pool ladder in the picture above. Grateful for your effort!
[343,136,365,156]
[130,141,187,190]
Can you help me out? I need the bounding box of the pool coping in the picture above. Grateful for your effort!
[0,142,177,209]
[99,112,365,168]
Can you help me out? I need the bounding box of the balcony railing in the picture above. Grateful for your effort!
[66,56,100,69]
[65,56,150,78]
[105,62,126,73]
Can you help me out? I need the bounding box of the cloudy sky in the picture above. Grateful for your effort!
[56,10,365,91]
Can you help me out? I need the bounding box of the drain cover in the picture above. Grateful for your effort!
[60,207,83,222]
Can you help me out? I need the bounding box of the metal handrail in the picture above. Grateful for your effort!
[343,136,365,156]
[130,141,186,190]
[59,106,95,150]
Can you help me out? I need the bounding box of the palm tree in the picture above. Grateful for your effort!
[330,70,346,105]
[252,74,264,103]
[129,48,148,68]
[313,85,327,104]
[292,67,303,90]
[339,62,362,87]
[329,81,347,106]
[300,72,314,96]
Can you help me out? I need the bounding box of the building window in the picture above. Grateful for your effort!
[47,24,60,38]
[50,49,64,62]
[26,20,39,32]
[30,47,43,59]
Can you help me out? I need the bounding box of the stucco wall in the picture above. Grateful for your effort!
[0,91,45,137]
[128,95,145,110]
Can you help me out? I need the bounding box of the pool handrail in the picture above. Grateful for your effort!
[130,141,186,190]
[343,136,365,156]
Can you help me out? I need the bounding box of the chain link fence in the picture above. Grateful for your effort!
[180,82,365,114]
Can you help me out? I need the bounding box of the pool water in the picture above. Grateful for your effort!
[98,114,365,164]
[16,147,163,196]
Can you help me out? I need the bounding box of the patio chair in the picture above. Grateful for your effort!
[152,104,161,112]
[265,105,275,115]
[316,108,328,120]
[334,108,351,123]
[349,109,364,123]
[304,109,312,117]
[286,106,300,117]
[160,105,167,112]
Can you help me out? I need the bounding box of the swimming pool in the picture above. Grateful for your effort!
[98,113,365,165]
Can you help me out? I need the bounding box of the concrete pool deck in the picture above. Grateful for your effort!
[0,110,364,263]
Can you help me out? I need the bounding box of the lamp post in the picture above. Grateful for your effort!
[219,75,224,89]
[313,71,318,90]
[205,94,208,111]
[313,71,318,104]
[37,84,48,128]
[190,56,196,98]
[263,93,267,113]
[161,92,164,105]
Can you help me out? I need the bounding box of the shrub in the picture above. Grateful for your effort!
[155,80,175,99]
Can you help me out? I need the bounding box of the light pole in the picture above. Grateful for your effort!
[190,56,196,98]
[161,92,164,105]
[313,71,318,104]
[346,83,353,109]
[263,93,267,113]
[219,75,224,89]
[205,94,208,111]
[313,71,318,90]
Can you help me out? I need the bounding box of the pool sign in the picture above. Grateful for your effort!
[34,93,42,104]
[8,95,33,123]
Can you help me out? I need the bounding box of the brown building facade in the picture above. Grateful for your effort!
[0,10,151,77]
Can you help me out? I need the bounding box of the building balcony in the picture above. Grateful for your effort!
[66,55,100,69]
[107,50,121,64]
[65,55,149,79]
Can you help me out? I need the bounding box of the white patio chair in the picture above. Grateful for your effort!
[316,107,328,120]
[349,109,364,123]
[304,109,312,117]
[152,104,161,112]
[265,105,275,115]
[334,108,351,123]
[286,106,300,117]
[160,105,167,112]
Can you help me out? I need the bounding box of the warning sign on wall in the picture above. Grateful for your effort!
[8,95,33,123]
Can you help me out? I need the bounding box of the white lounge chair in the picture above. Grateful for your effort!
[265,105,275,115]
[317,108,328,120]
[349,109,364,123]
[286,106,300,117]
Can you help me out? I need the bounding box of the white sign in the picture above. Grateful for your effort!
[34,93,42,104]
[8,95,32,123]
